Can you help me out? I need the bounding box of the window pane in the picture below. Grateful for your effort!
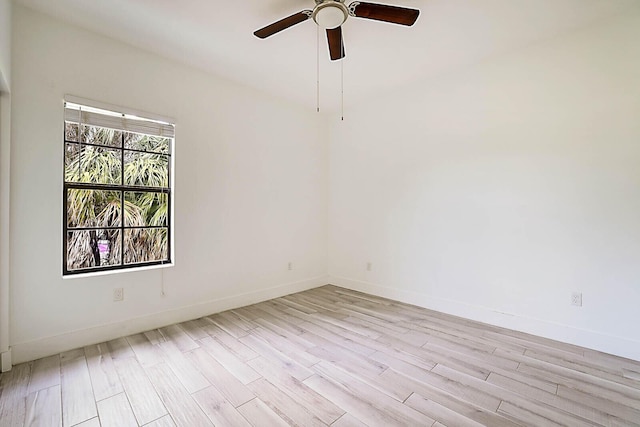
[64,143,81,176]
[124,192,168,227]
[124,228,168,264]
[65,122,79,142]
[125,132,170,154]
[67,229,122,271]
[124,151,169,188]
[65,145,122,184]
[81,125,122,147]
[63,101,173,275]
[67,189,122,228]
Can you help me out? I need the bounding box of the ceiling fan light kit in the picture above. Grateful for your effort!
[254,0,419,61]
[313,1,348,29]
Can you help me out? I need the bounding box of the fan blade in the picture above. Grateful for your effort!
[254,11,312,38]
[326,27,345,61]
[350,2,419,26]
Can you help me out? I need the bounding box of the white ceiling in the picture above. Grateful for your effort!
[15,0,638,111]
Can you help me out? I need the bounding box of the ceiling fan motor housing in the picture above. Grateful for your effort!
[312,0,349,29]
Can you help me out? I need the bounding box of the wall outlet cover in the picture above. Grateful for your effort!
[571,292,582,307]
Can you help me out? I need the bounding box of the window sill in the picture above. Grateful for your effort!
[62,262,174,279]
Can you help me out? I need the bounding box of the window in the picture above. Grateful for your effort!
[63,98,174,275]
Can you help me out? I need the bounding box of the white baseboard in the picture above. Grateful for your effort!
[1,349,11,372]
[12,275,329,364]
[329,275,640,362]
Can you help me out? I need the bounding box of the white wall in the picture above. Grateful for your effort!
[0,0,10,91]
[10,5,328,363]
[0,0,12,371]
[329,9,640,360]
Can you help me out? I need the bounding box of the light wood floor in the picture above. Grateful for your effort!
[1,285,639,427]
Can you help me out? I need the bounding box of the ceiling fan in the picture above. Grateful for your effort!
[254,0,420,61]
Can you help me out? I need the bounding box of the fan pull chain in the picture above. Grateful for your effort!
[341,39,344,121]
[316,25,320,113]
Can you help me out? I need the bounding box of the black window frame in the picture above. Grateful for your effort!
[63,102,173,276]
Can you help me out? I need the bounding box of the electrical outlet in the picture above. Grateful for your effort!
[288,262,293,271]
[366,262,372,271]
[571,292,582,307]
[113,288,124,302]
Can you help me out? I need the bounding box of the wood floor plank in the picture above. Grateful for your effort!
[74,418,100,427]
[239,334,313,381]
[298,320,379,357]
[498,401,563,427]
[159,324,199,352]
[143,330,167,345]
[432,364,600,426]
[96,392,138,427]
[255,302,310,332]
[424,338,517,370]
[524,348,640,389]
[247,356,345,424]
[246,378,327,427]
[126,333,164,368]
[623,369,640,381]
[484,330,584,360]
[250,324,319,366]
[368,350,436,385]
[340,313,411,336]
[276,296,319,314]
[178,320,210,341]
[313,361,436,425]
[487,372,615,425]
[142,415,176,427]
[157,340,210,394]
[556,384,640,423]
[517,363,639,409]
[113,357,167,425]
[583,348,640,372]
[367,344,437,372]
[334,307,410,334]
[304,372,436,427]
[302,316,390,354]
[330,413,369,427]
[270,298,321,319]
[24,384,61,427]
[308,343,388,378]
[198,336,261,385]
[253,316,317,350]
[230,307,263,323]
[420,344,493,380]
[84,343,124,401]
[236,398,289,427]
[508,352,640,400]
[193,386,252,426]
[486,365,558,394]
[60,349,97,426]
[106,337,136,359]
[405,392,487,427]
[212,330,259,362]
[185,347,255,407]
[250,308,307,336]
[208,312,251,339]
[145,364,213,426]
[27,355,60,395]
[310,312,380,340]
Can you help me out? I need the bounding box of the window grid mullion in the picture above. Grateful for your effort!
[120,129,125,267]
[64,139,172,157]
